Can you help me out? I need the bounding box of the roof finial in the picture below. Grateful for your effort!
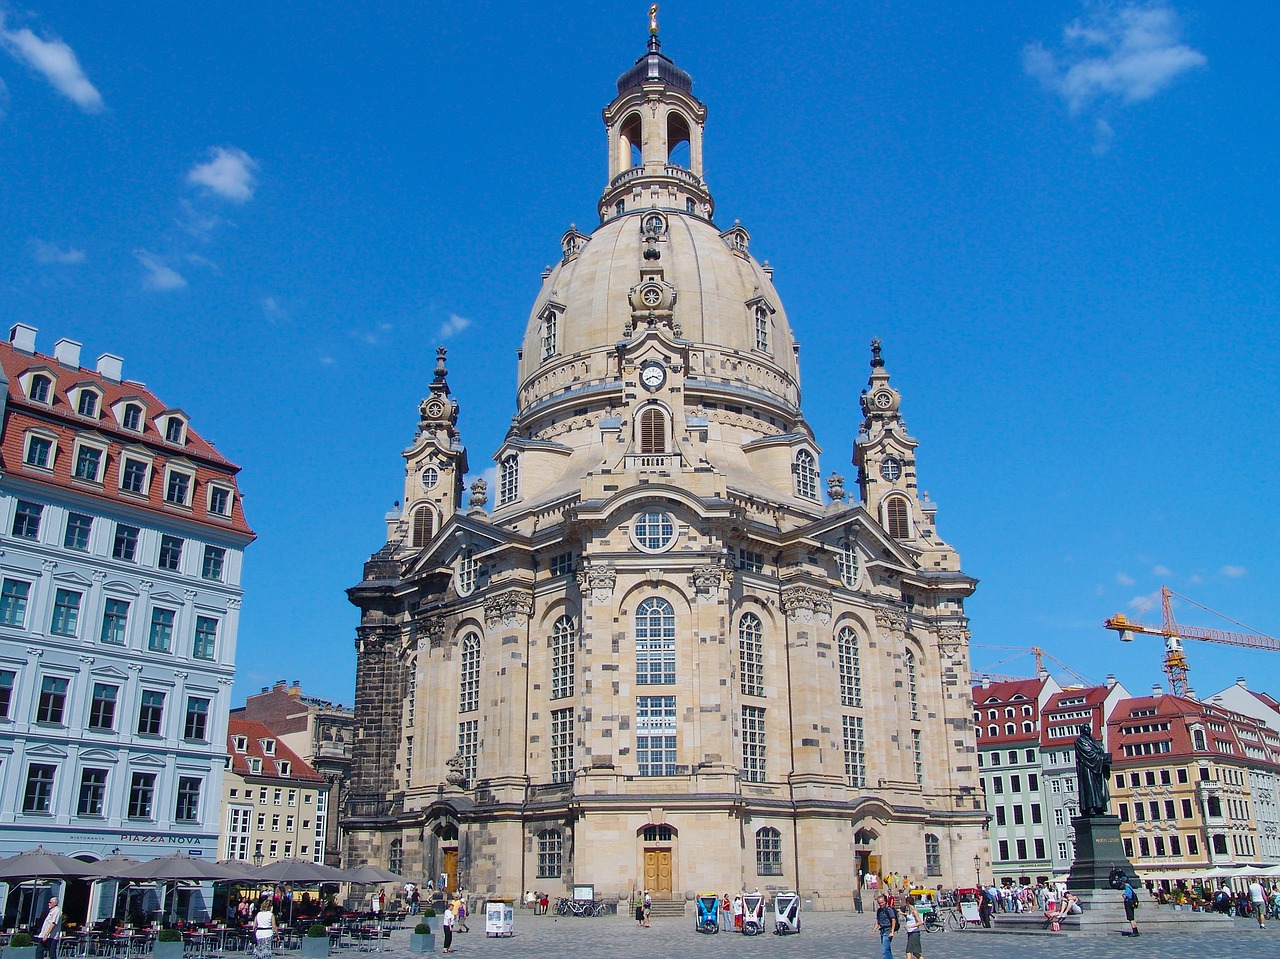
[433,346,449,383]
[648,4,660,51]
[870,338,884,369]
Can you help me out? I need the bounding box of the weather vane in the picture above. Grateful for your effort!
[649,4,659,36]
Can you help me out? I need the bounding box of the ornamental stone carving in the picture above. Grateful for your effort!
[576,561,617,604]
[874,608,907,636]
[445,752,467,787]
[421,617,447,648]
[781,585,831,625]
[688,563,731,599]
[939,624,971,656]
[484,588,534,629]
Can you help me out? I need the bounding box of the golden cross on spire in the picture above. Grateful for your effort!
[649,4,659,36]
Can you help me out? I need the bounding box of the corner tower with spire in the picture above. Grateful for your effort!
[345,14,985,908]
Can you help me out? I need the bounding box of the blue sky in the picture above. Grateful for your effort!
[2,2,1276,709]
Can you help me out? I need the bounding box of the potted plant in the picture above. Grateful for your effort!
[409,910,435,954]
[301,924,330,958]
[153,928,184,959]
[3,932,36,959]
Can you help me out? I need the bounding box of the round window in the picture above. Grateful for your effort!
[631,510,677,552]
[421,466,440,490]
[880,458,901,482]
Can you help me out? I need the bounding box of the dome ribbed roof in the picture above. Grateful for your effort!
[616,38,693,94]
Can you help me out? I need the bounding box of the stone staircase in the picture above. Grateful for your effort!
[646,898,688,919]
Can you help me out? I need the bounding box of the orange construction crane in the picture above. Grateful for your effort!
[1104,587,1280,697]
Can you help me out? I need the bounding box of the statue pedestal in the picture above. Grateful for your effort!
[1067,815,1135,890]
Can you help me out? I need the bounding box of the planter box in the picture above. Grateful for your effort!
[152,941,184,959]
[4,945,38,959]
[300,937,331,959]
[408,932,435,953]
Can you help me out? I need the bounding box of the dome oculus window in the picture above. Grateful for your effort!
[421,466,440,490]
[880,457,902,482]
[642,213,666,236]
[631,510,676,552]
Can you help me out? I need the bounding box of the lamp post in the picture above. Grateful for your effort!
[254,852,264,868]
[974,855,981,886]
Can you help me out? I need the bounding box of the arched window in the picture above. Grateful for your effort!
[1192,729,1206,751]
[621,113,643,168]
[28,374,53,404]
[794,450,818,500]
[389,839,404,875]
[536,829,562,878]
[550,615,575,699]
[755,827,783,876]
[837,626,862,708]
[412,506,435,548]
[122,402,143,432]
[885,497,910,539]
[639,408,666,455]
[635,597,676,685]
[666,112,691,167]
[459,634,480,713]
[455,551,476,596]
[904,649,918,721]
[738,613,763,697]
[836,541,859,588]
[924,834,941,877]
[498,454,520,506]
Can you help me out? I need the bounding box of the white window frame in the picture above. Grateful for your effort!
[22,371,56,406]
[793,449,818,500]
[72,437,109,484]
[206,482,235,518]
[498,454,520,507]
[164,414,188,445]
[118,447,155,497]
[114,400,148,433]
[75,386,102,419]
[22,428,58,471]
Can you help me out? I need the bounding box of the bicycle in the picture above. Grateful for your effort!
[922,911,946,933]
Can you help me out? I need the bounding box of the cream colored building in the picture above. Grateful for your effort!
[221,717,329,865]
[344,27,988,908]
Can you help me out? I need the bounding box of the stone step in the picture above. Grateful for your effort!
[645,899,688,918]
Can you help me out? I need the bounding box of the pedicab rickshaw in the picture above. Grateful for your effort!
[695,894,720,934]
[740,893,766,935]
[772,891,801,935]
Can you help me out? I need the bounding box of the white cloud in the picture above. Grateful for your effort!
[0,77,9,120]
[1221,565,1247,579]
[1152,564,1173,578]
[0,13,104,113]
[32,239,84,264]
[186,147,258,202]
[318,355,336,367]
[1024,3,1206,114]
[1115,572,1135,586]
[438,313,472,339]
[133,249,187,291]
[1092,117,1114,155]
[176,199,225,239]
[1128,590,1161,611]
[184,252,219,270]
[262,296,287,322]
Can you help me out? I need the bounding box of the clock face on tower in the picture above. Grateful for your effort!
[640,361,667,391]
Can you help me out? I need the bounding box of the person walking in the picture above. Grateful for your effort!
[1249,877,1266,929]
[441,901,455,954]
[642,890,652,927]
[875,894,898,959]
[635,892,645,927]
[900,900,923,959]
[1121,880,1140,937]
[34,897,62,959]
[253,899,278,959]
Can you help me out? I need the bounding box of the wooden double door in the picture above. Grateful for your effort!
[643,848,673,898]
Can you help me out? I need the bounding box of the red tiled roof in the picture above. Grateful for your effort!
[1,341,253,538]
[971,678,1048,746]
[1039,685,1111,744]
[1107,695,1280,770]
[226,717,325,783]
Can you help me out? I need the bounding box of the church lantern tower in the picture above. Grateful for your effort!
[344,15,987,906]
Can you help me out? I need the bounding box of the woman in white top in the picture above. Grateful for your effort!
[253,901,277,959]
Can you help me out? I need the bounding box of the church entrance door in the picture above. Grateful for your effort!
[643,849,672,898]
[442,849,458,894]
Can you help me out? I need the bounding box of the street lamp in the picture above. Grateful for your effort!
[254,852,264,867]
[974,855,981,886]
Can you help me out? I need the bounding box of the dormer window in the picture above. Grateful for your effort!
[73,440,107,483]
[76,389,100,418]
[122,403,144,432]
[498,454,520,506]
[793,449,818,500]
[207,484,234,517]
[755,305,769,352]
[233,735,248,752]
[164,416,186,445]
[539,306,560,360]
[23,430,56,470]
[277,760,291,777]
[261,739,276,755]
[164,466,194,507]
[27,373,53,404]
[249,757,262,774]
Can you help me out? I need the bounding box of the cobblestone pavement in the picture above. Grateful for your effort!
[360,911,1277,959]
